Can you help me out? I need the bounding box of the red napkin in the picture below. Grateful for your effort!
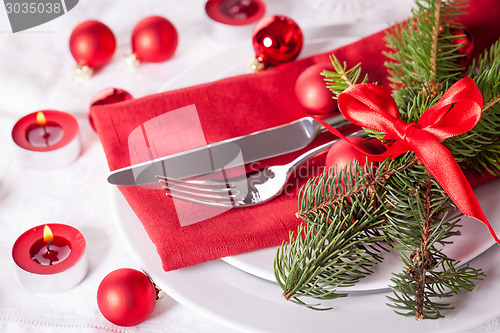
[91,0,500,272]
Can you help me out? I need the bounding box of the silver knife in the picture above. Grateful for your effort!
[108,114,349,186]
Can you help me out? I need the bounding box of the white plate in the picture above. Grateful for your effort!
[112,184,500,333]
[158,39,500,289]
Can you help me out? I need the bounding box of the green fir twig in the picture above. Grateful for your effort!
[275,161,393,308]
[322,54,368,99]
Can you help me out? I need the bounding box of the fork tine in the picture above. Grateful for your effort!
[162,183,237,199]
[160,178,230,195]
[157,177,239,196]
[156,175,235,189]
[157,173,245,206]
[164,187,235,207]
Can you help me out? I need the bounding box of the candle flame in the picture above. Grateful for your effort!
[36,111,47,127]
[43,225,53,243]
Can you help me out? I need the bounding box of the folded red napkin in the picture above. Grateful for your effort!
[91,0,500,272]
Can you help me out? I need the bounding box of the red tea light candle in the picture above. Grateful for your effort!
[205,0,266,41]
[12,224,88,294]
[12,110,80,169]
[206,0,266,25]
[28,112,64,147]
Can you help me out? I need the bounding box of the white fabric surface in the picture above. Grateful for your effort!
[1,0,498,332]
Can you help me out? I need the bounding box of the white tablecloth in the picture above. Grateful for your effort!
[2,0,498,332]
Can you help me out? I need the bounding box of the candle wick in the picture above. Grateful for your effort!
[39,123,48,135]
[39,124,51,146]
[46,239,53,252]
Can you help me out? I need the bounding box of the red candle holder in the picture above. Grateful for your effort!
[205,0,266,41]
[206,0,266,25]
[11,110,81,169]
[12,224,88,294]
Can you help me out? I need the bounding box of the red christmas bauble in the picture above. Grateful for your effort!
[130,16,178,64]
[451,28,474,67]
[90,88,133,107]
[97,268,157,327]
[325,137,381,172]
[89,88,133,131]
[69,20,116,72]
[251,15,303,70]
[295,63,337,114]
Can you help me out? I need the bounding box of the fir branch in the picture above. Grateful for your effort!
[384,0,469,110]
[484,92,500,112]
[428,0,442,95]
[275,162,390,307]
[275,159,403,308]
[445,39,500,174]
[384,161,484,319]
[409,178,435,320]
[323,55,368,99]
[387,262,484,319]
[296,157,416,218]
[475,39,500,113]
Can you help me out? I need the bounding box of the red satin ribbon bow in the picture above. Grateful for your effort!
[315,77,500,245]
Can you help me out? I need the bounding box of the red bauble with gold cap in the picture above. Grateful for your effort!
[69,20,116,76]
[128,16,178,66]
[250,15,303,71]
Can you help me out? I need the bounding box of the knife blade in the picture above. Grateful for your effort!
[108,114,348,186]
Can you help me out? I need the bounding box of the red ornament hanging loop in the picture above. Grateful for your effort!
[69,20,116,77]
[127,16,179,67]
[250,15,303,71]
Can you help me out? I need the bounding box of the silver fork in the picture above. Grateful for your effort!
[157,130,365,208]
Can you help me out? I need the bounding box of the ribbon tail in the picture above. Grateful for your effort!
[312,115,390,162]
[411,131,500,246]
[313,115,352,141]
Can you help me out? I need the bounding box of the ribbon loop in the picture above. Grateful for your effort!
[338,83,400,134]
[321,77,499,245]
[418,100,483,140]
